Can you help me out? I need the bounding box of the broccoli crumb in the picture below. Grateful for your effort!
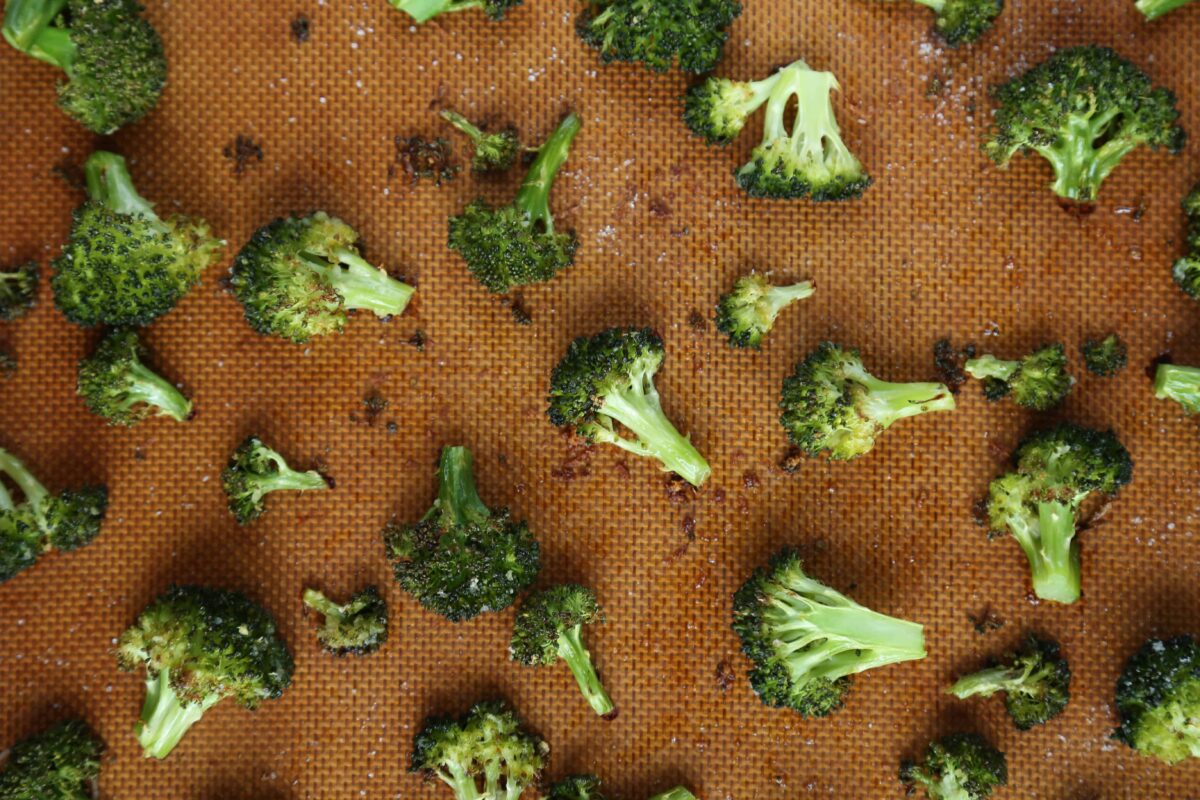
[1081,333,1127,377]
[407,330,426,351]
[393,136,457,185]
[933,338,975,392]
[290,14,310,43]
[223,135,264,175]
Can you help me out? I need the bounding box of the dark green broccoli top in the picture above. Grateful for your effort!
[0,719,103,800]
[547,775,606,800]
[576,0,741,73]
[1114,635,1200,764]
[900,733,1007,800]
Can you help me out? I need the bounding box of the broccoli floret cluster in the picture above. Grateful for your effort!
[440,110,522,172]
[221,436,330,524]
[900,733,1007,800]
[1114,634,1200,764]
[0,261,38,321]
[947,635,1071,729]
[1081,333,1127,377]
[388,0,520,23]
[1136,0,1196,20]
[715,273,813,349]
[897,0,1004,46]
[547,774,605,800]
[964,343,1073,409]
[0,719,103,799]
[575,0,741,74]
[1154,362,1200,415]
[303,586,389,656]
[76,329,192,425]
[1171,183,1200,299]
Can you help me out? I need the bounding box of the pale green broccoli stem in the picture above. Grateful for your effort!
[1154,363,1200,414]
[649,789,697,800]
[388,0,487,23]
[298,248,413,319]
[121,360,192,422]
[557,624,615,716]
[1031,111,1139,201]
[912,0,946,10]
[1009,500,1081,604]
[908,769,968,800]
[0,448,49,512]
[84,152,161,222]
[1136,0,1195,20]
[432,446,490,525]
[847,369,956,429]
[136,668,221,759]
[947,665,1024,699]
[302,588,346,623]
[2,0,74,67]
[255,450,328,494]
[752,62,852,167]
[482,759,527,800]
[514,113,581,234]
[440,110,486,143]
[761,282,815,317]
[0,481,14,510]
[964,354,1018,382]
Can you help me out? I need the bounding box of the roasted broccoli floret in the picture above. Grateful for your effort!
[0,719,103,799]
[547,774,605,800]
[230,212,414,343]
[1136,0,1196,20]
[576,0,741,73]
[732,548,926,716]
[221,436,329,524]
[648,790,697,800]
[964,344,1072,409]
[2,0,165,133]
[302,586,388,656]
[715,273,813,349]
[448,113,581,293]
[511,585,614,717]
[986,46,1185,203]
[685,60,871,200]
[780,341,955,460]
[1171,184,1200,299]
[986,423,1132,604]
[440,110,521,172]
[900,733,1007,800]
[1114,634,1200,764]
[890,0,1003,46]
[388,0,520,23]
[1155,362,1200,414]
[51,151,221,327]
[947,635,1070,729]
[76,329,192,425]
[0,261,38,321]
[1081,334,1127,377]
[115,585,294,759]
[383,446,539,621]
[410,700,548,800]
[547,327,710,486]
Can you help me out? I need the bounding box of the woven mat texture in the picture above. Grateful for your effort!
[1,0,1199,797]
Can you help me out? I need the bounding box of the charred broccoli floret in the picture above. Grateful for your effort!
[220,436,329,524]
[388,0,520,23]
[383,446,539,621]
[0,719,103,799]
[1171,183,1200,299]
[547,774,605,800]
[1155,362,1200,414]
[1081,334,1127,377]
[76,329,192,425]
[899,733,1007,800]
[575,0,741,74]
[1136,0,1196,19]
[0,261,38,321]
[964,343,1073,409]
[116,585,294,759]
[1114,634,1200,764]
[947,635,1071,729]
[715,273,813,349]
[888,0,1003,46]
[440,110,521,172]
[302,586,389,656]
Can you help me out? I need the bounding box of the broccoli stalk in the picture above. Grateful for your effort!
[1154,363,1200,415]
[77,329,192,425]
[136,668,221,760]
[1136,0,1196,20]
[440,110,521,172]
[946,636,1070,729]
[388,0,519,23]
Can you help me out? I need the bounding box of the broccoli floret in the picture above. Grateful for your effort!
[76,329,192,425]
[1154,362,1200,415]
[896,0,1003,46]
[0,261,38,321]
[947,635,1071,729]
[410,700,548,800]
[1114,635,1200,764]
[220,436,329,524]
[547,327,711,487]
[899,733,1007,800]
[115,585,294,759]
[230,212,414,343]
[388,0,520,23]
[383,446,539,621]
[2,0,165,133]
[986,423,1132,604]
[986,46,1185,203]
[1136,0,1196,20]
[0,719,103,799]
[1081,334,1127,377]
[511,585,614,717]
[576,0,741,74]
[964,344,1072,409]
[714,273,813,349]
[732,548,926,717]
[648,790,697,800]
[448,113,581,293]
[1172,183,1200,299]
[302,586,389,656]
[547,774,605,800]
[51,151,221,327]
[440,110,521,172]
[779,341,955,461]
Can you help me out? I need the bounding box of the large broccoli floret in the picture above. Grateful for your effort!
[115,585,294,759]
[0,261,38,321]
[732,548,926,717]
[221,436,329,524]
[964,343,1072,410]
[302,586,389,656]
[547,774,605,800]
[448,113,581,293]
[388,0,520,23]
[947,635,1071,729]
[51,151,221,327]
[576,0,741,74]
[1114,634,1200,764]
[440,110,521,172]
[1155,362,1200,415]
[899,733,1007,800]
[986,46,1185,203]
[715,273,813,349]
[511,584,614,717]
[780,342,955,461]
[383,446,540,621]
[1171,184,1200,300]
[0,719,103,799]
[986,423,1132,604]
[410,700,548,800]
[230,212,414,343]
[76,329,192,425]
[547,327,710,487]
[1136,0,1196,20]
[2,0,165,133]
[890,0,1003,46]
[1081,334,1127,378]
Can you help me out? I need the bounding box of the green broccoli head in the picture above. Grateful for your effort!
[1173,183,1200,300]
[909,0,1003,46]
[383,446,539,621]
[714,273,813,349]
[732,548,926,717]
[410,700,548,800]
[576,0,741,73]
[947,635,1071,729]
[547,327,711,486]
[1114,635,1200,764]
[547,774,606,800]
[0,261,38,321]
[76,329,192,426]
[0,719,103,800]
[440,110,521,172]
[986,46,1185,203]
[115,585,294,759]
[780,341,955,461]
[221,436,329,524]
[1081,334,1127,378]
[511,585,614,717]
[302,586,389,656]
[964,344,1073,410]
[1155,362,1200,415]
[448,113,581,293]
[387,0,520,23]
[1135,0,1197,21]
[230,211,414,343]
[899,733,1007,800]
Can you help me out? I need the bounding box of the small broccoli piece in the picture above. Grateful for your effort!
[896,0,1003,46]
[1154,362,1200,415]
[780,341,955,461]
[410,700,548,800]
[1172,184,1200,299]
[221,436,329,524]
[76,329,192,425]
[231,212,414,343]
[0,719,103,799]
[448,113,581,293]
[51,151,221,327]
[511,585,614,717]
[0,261,38,320]
[1114,634,1200,764]
[547,775,605,800]
[947,635,1070,729]
[383,446,540,621]
[900,733,1007,800]
[440,110,521,172]
[986,423,1132,604]
[964,344,1072,409]
[986,46,1185,203]
[1081,334,1127,377]
[576,0,741,74]
[684,72,779,146]
[0,352,16,377]
[2,0,165,133]
[1136,0,1196,20]
[648,790,697,800]
[732,548,926,717]
[388,0,520,23]
[715,273,813,349]
[547,327,711,486]
[302,586,388,656]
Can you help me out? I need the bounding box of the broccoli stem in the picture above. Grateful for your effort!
[1034,112,1137,201]
[389,0,484,24]
[514,113,581,234]
[947,665,1021,699]
[912,0,946,10]
[433,446,490,525]
[764,282,815,316]
[853,374,956,429]
[1013,500,1080,604]
[136,669,220,759]
[0,447,48,510]
[598,382,711,487]
[302,588,345,622]
[122,360,192,422]
[1154,363,1200,413]
[432,761,485,800]
[84,152,160,221]
[2,0,71,65]
[253,465,328,495]
[557,624,615,716]
[964,355,1018,382]
[306,248,414,319]
[1136,0,1195,20]
[440,110,486,143]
